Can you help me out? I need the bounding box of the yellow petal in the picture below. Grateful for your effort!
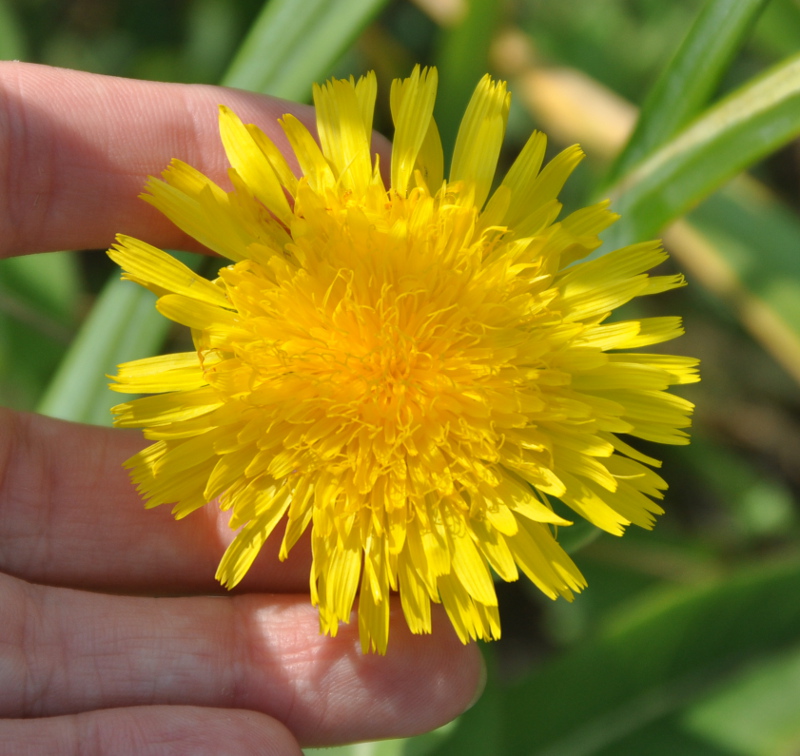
[608,353,700,385]
[216,484,292,588]
[110,352,207,394]
[522,144,584,217]
[358,566,391,654]
[323,543,362,621]
[495,472,572,525]
[415,116,444,193]
[143,161,251,262]
[218,106,293,226]
[313,74,375,193]
[437,572,497,643]
[449,520,497,606]
[471,517,518,581]
[354,71,378,144]
[109,236,231,307]
[398,547,433,633]
[390,65,439,194]
[558,469,630,534]
[246,123,298,195]
[485,129,547,229]
[156,293,238,331]
[557,201,619,266]
[625,316,686,348]
[449,74,510,208]
[508,518,583,599]
[279,113,336,193]
[112,387,222,428]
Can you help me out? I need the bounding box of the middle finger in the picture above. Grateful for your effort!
[0,410,310,593]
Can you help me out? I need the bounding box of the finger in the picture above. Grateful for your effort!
[1,574,484,746]
[0,62,390,258]
[0,706,302,756]
[0,408,311,592]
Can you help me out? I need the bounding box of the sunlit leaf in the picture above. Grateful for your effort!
[604,53,800,248]
[223,0,388,100]
[497,559,800,755]
[0,0,26,60]
[667,179,800,385]
[36,276,170,425]
[606,0,770,186]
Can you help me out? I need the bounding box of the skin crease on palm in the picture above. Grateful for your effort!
[0,62,485,756]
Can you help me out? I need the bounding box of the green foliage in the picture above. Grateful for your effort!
[35,267,170,424]
[0,0,25,59]
[224,0,388,100]
[605,0,772,185]
[4,0,800,753]
[604,52,800,247]
[498,559,800,755]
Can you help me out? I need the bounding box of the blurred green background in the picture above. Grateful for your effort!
[2,0,800,754]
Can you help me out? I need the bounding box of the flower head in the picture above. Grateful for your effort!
[109,66,697,653]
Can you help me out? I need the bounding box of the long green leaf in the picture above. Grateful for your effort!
[0,250,80,322]
[223,0,388,100]
[36,277,170,425]
[669,179,800,385]
[496,558,800,755]
[0,0,26,60]
[0,253,79,409]
[605,0,770,186]
[681,643,800,756]
[603,53,800,249]
[589,641,800,755]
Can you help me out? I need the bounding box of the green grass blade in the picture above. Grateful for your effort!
[605,0,770,187]
[496,558,800,755]
[681,643,800,756]
[604,53,800,248]
[0,0,26,60]
[222,0,388,99]
[590,641,800,755]
[667,179,800,385]
[36,277,170,425]
[0,252,80,409]
[0,250,80,322]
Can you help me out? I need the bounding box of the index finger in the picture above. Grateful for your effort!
[0,62,373,258]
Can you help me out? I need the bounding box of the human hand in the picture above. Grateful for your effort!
[0,62,484,756]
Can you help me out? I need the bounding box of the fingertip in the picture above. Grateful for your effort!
[278,600,487,747]
[0,63,317,257]
[372,604,488,734]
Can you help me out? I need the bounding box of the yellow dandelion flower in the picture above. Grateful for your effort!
[109,66,698,653]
